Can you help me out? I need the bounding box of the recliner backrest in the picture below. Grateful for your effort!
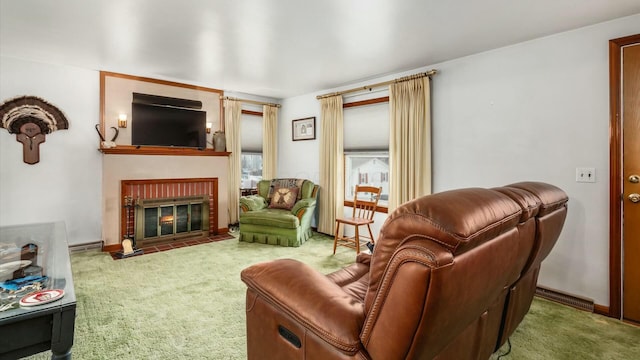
[361,187,539,359]
[507,182,568,271]
[494,182,568,349]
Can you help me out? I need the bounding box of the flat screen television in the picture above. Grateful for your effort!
[131,103,206,148]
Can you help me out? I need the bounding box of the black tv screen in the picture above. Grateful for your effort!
[132,103,206,148]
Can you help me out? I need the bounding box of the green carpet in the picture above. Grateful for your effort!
[23,233,640,359]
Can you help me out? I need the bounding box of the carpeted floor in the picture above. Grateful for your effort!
[490,298,640,360]
[23,233,640,359]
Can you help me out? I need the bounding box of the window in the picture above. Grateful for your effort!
[345,152,389,206]
[241,153,262,189]
[343,97,389,210]
[240,111,263,189]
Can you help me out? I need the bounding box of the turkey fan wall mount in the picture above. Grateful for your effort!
[0,95,69,164]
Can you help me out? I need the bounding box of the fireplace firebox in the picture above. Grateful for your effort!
[135,195,209,246]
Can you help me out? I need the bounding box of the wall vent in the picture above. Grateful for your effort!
[535,286,594,312]
[69,241,103,253]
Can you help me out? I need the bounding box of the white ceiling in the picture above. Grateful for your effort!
[1,0,639,99]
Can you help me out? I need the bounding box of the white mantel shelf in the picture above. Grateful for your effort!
[98,145,231,156]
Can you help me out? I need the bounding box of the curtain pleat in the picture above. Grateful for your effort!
[318,96,344,234]
[388,77,431,212]
[262,105,278,180]
[225,99,242,224]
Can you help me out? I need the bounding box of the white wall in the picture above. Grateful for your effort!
[0,56,102,245]
[428,16,640,307]
[278,94,322,181]
[277,14,640,306]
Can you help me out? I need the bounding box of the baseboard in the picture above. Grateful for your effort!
[623,318,640,327]
[535,285,594,312]
[594,304,610,316]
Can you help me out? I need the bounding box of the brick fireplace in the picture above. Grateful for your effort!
[120,178,218,246]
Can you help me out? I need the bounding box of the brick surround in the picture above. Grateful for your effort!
[120,178,218,242]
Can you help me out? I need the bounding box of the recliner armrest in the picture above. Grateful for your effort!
[241,259,365,352]
[356,252,371,265]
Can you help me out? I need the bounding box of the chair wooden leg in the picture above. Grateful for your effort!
[333,222,340,254]
[355,226,360,254]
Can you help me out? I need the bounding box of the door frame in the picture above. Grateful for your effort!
[609,33,640,319]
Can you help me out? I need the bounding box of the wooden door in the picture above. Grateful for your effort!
[622,43,640,324]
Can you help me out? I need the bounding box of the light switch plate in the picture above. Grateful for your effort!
[576,167,596,183]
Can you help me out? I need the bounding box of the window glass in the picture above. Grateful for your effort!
[241,111,263,189]
[241,153,262,189]
[345,152,389,205]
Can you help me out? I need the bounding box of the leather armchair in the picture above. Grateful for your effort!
[241,182,568,359]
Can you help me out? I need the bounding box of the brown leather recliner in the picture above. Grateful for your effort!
[494,182,569,350]
[241,182,568,360]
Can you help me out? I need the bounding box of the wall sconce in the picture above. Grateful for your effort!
[206,122,212,134]
[118,113,128,128]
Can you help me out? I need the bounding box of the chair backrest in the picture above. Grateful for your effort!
[351,185,382,220]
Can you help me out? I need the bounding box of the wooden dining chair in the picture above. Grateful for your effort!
[333,185,382,254]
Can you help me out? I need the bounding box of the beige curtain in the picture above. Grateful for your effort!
[225,99,242,224]
[388,76,432,212]
[318,95,344,234]
[262,105,278,180]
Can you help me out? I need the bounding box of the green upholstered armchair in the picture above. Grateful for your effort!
[239,179,319,247]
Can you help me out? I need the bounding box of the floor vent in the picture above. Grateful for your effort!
[536,286,594,312]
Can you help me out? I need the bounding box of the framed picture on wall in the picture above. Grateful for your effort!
[292,117,316,141]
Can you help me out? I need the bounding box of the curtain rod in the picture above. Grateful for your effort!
[221,96,281,108]
[316,69,438,100]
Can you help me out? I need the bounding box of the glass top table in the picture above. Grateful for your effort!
[0,222,76,360]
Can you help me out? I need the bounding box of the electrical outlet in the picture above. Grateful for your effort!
[576,167,596,183]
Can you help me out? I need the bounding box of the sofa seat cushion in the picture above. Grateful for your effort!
[240,209,300,229]
[327,262,370,302]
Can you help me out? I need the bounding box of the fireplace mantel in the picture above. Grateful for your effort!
[100,145,230,156]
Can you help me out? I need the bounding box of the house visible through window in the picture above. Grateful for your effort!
[345,152,389,205]
[241,111,263,190]
[241,153,262,189]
